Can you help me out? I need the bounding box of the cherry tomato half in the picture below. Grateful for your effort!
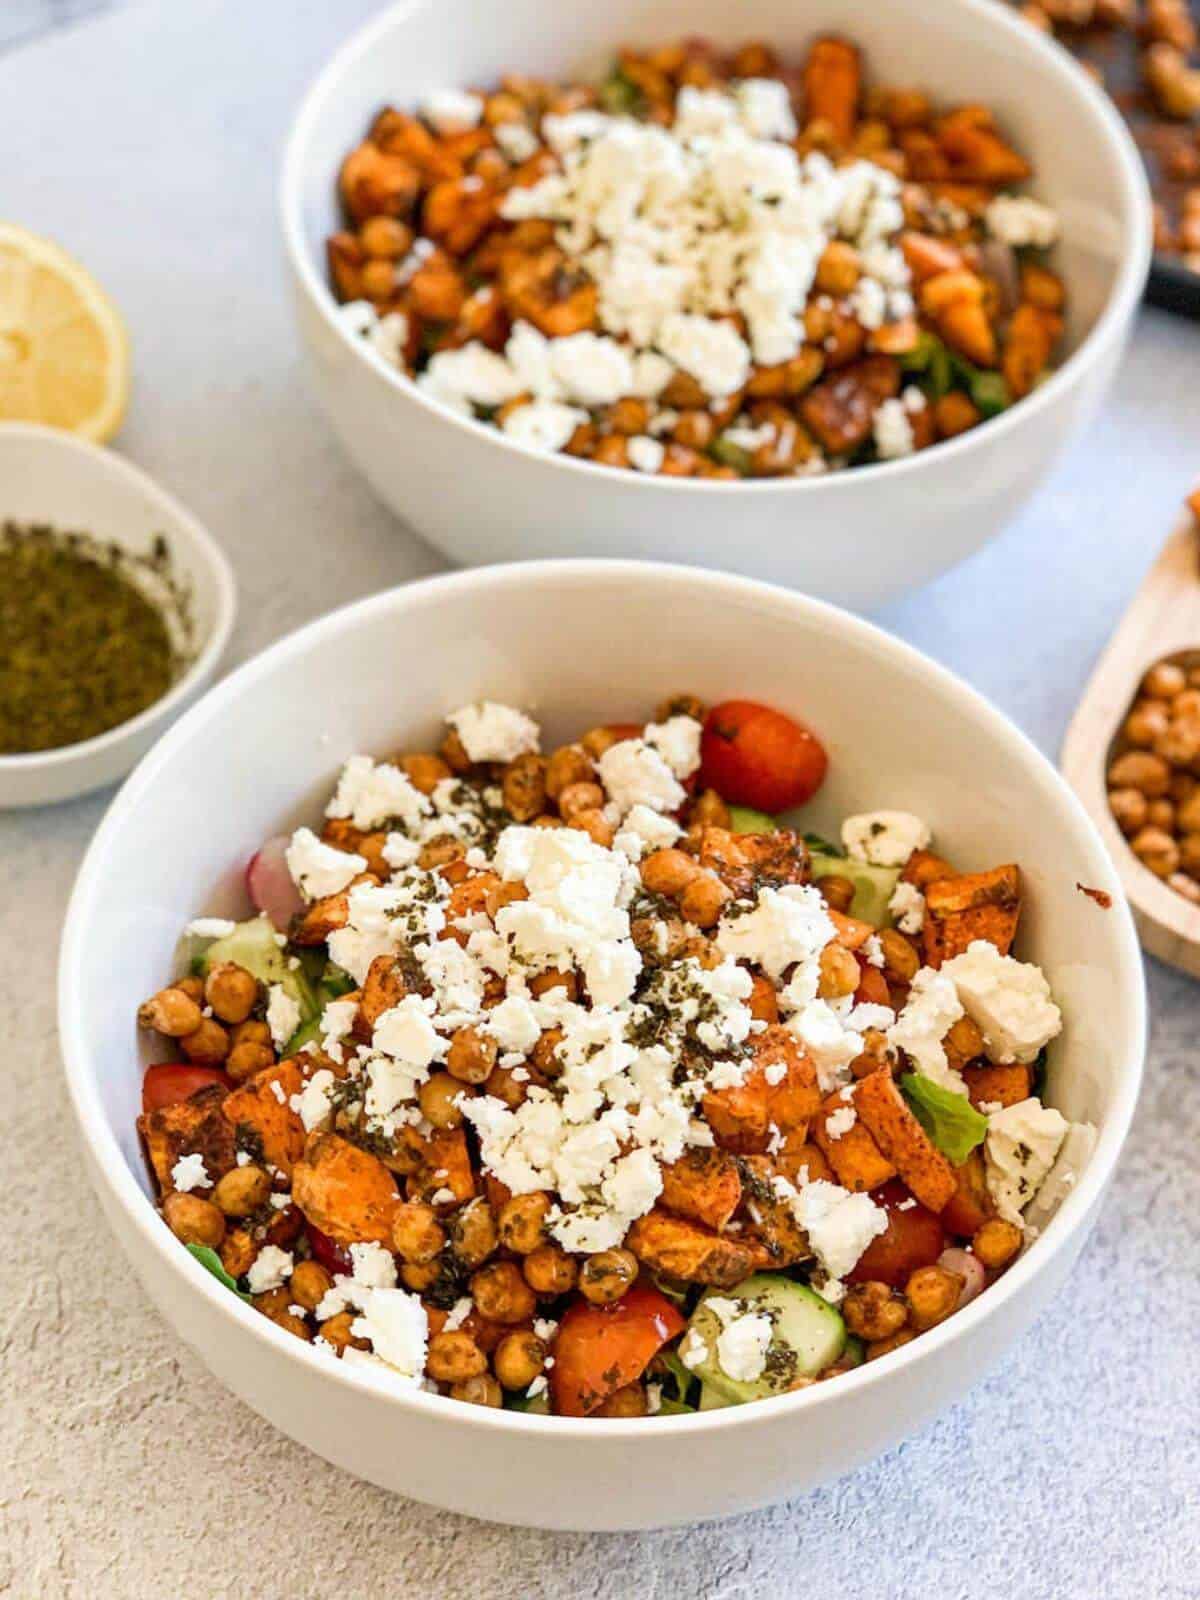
[846,1179,946,1288]
[141,1063,232,1113]
[699,700,828,814]
[550,1283,686,1417]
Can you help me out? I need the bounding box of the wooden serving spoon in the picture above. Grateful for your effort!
[1061,507,1200,978]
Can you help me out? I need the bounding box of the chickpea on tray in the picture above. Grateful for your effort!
[137,693,1091,1417]
[329,35,1067,480]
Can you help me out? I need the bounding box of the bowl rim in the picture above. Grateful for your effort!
[279,0,1153,496]
[58,558,1147,1440]
[0,422,237,776]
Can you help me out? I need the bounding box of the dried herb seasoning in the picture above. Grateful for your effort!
[0,520,179,754]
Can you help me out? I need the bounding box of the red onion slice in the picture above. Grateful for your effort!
[939,1246,986,1308]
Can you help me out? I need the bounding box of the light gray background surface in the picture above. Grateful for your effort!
[1,3,1197,1595]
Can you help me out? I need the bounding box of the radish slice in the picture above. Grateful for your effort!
[939,1247,986,1308]
[246,834,304,932]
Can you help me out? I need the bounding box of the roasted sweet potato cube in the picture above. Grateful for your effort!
[222,1060,305,1176]
[853,1070,956,1212]
[625,1210,754,1287]
[812,1091,897,1193]
[800,354,900,456]
[900,231,965,282]
[138,1084,237,1196]
[292,1131,400,1246]
[660,1148,742,1231]
[738,1156,812,1267]
[402,1126,476,1206]
[902,849,957,889]
[695,825,808,897]
[936,110,1031,185]
[923,864,1021,966]
[773,1138,834,1188]
[802,36,861,143]
[360,954,408,1033]
[963,1062,1032,1110]
[703,1027,820,1154]
[220,1227,258,1279]
[291,890,350,945]
[828,909,875,951]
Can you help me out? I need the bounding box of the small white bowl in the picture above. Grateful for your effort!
[59,561,1145,1530]
[0,425,236,807]
[281,0,1152,611]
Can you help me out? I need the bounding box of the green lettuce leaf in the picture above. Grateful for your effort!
[900,1072,988,1166]
[185,1242,252,1301]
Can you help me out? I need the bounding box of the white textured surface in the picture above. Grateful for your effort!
[1,1,1198,1593]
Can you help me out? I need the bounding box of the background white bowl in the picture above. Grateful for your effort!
[59,561,1145,1530]
[281,0,1151,612]
[0,424,236,807]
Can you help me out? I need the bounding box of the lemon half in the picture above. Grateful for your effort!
[0,223,130,442]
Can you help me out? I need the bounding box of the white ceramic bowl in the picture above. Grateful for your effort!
[281,0,1151,611]
[0,425,236,807]
[59,561,1145,1530]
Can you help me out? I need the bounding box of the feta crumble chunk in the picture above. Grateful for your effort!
[716,1311,774,1384]
[842,810,931,866]
[266,984,302,1050]
[286,826,365,901]
[943,941,1063,1065]
[447,701,540,763]
[984,1097,1068,1224]
[246,1246,293,1295]
[170,1153,211,1192]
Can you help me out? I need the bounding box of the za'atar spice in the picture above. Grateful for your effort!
[0,520,178,754]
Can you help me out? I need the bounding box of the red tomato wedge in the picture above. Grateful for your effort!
[306,1223,353,1277]
[699,700,828,814]
[550,1284,686,1417]
[141,1063,232,1113]
[846,1179,946,1288]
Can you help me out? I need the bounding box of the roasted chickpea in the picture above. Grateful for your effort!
[594,1383,647,1417]
[1106,750,1171,798]
[470,1260,537,1324]
[579,1247,638,1306]
[503,751,548,822]
[655,693,705,724]
[137,986,203,1037]
[815,874,856,914]
[523,1242,578,1296]
[225,1040,276,1082]
[817,942,860,1000]
[678,872,731,928]
[971,1217,1022,1270]
[212,1164,271,1217]
[1108,786,1148,836]
[178,1017,230,1065]
[230,1018,272,1049]
[1178,833,1200,876]
[393,1201,446,1263]
[1148,798,1176,831]
[1131,825,1180,878]
[419,833,467,871]
[401,1258,443,1293]
[905,1264,963,1330]
[545,744,595,799]
[497,1193,551,1254]
[450,1198,498,1268]
[419,1071,471,1129]
[640,847,701,898]
[866,1328,917,1361]
[1178,789,1200,833]
[528,968,577,1001]
[689,788,731,829]
[176,974,205,1003]
[450,1373,503,1408]
[289,1259,333,1313]
[945,1014,985,1065]
[360,214,413,258]
[1123,698,1170,748]
[427,1330,488,1383]
[843,1281,909,1342]
[569,807,615,848]
[483,1062,530,1108]
[877,927,920,984]
[493,1329,547,1390]
[162,1191,226,1248]
[1142,660,1187,700]
[446,1024,497,1085]
[400,752,453,794]
[318,1311,369,1353]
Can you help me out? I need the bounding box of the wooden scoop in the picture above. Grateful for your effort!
[1061,508,1200,977]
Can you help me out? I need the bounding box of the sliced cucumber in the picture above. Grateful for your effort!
[684,1275,846,1405]
[698,1382,734,1411]
[728,804,778,835]
[808,850,899,928]
[201,915,320,1039]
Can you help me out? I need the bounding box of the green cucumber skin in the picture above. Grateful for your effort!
[808,850,898,927]
[686,1275,846,1405]
[728,804,778,835]
[201,916,319,1032]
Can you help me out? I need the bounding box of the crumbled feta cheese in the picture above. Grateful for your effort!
[326,755,430,832]
[887,967,966,1092]
[612,803,683,861]
[246,1246,293,1295]
[643,715,702,780]
[366,311,408,369]
[266,984,302,1050]
[787,1178,888,1279]
[985,194,1059,249]
[347,1241,399,1289]
[678,1328,709,1370]
[422,88,483,135]
[170,1153,211,1192]
[184,917,236,939]
[716,884,835,984]
[494,121,539,163]
[985,1097,1069,1224]
[735,77,797,141]
[597,737,686,815]
[549,331,636,405]
[842,810,931,867]
[501,400,587,454]
[446,701,540,763]
[627,435,665,474]
[351,1288,429,1378]
[286,825,365,901]
[374,994,443,1067]
[824,1104,857,1140]
[657,314,751,397]
[889,880,926,934]
[716,1310,774,1383]
[788,998,866,1093]
[872,396,915,460]
[422,344,525,408]
[943,941,1063,1065]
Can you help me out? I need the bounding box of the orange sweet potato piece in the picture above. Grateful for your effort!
[900,231,966,282]
[802,36,861,143]
[828,908,875,951]
[660,1147,742,1231]
[696,825,808,897]
[625,1210,754,1287]
[738,1156,812,1266]
[963,1062,1032,1110]
[773,1139,833,1188]
[222,1060,305,1177]
[936,109,1031,185]
[360,953,408,1033]
[703,1027,820,1154]
[292,1131,400,1245]
[1003,303,1057,399]
[853,1070,956,1212]
[812,1090,897,1193]
[800,354,900,455]
[923,864,1021,967]
[403,1126,477,1206]
[138,1084,238,1196]
[937,297,997,368]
